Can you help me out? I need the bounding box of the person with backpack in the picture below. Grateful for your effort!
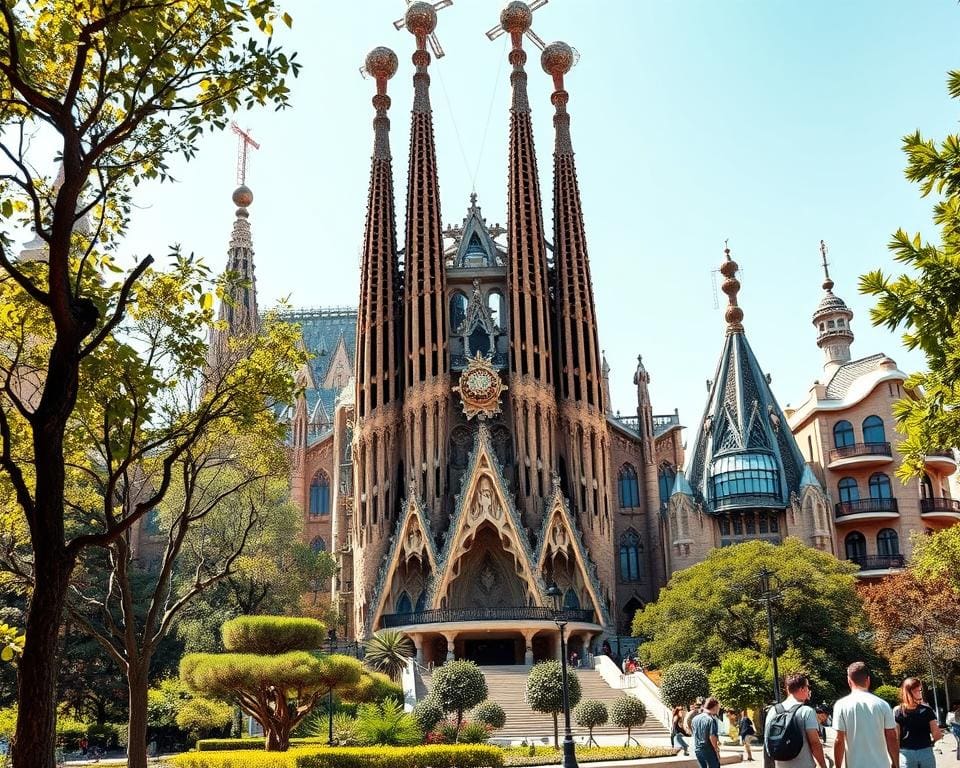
[893,677,941,768]
[691,697,722,768]
[764,672,827,768]
[832,661,898,768]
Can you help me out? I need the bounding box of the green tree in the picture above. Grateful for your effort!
[911,526,960,592]
[180,616,362,751]
[659,662,709,709]
[363,629,415,682]
[859,70,960,478]
[525,660,582,748]
[430,660,488,737]
[634,539,875,700]
[472,701,506,731]
[0,2,297,765]
[609,696,647,746]
[708,650,770,714]
[574,700,607,746]
[175,698,232,743]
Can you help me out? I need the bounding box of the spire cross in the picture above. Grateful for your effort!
[819,239,834,290]
[393,0,453,57]
[485,0,549,50]
[230,122,260,186]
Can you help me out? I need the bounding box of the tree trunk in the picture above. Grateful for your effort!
[265,726,290,752]
[553,713,559,748]
[126,660,151,768]
[12,549,72,768]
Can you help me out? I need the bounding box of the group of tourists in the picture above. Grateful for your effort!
[669,661,957,768]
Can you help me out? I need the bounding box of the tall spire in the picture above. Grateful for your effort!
[401,2,450,511]
[812,239,854,372]
[720,242,743,335]
[498,1,556,522]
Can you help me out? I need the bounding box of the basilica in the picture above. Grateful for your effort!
[201,1,959,664]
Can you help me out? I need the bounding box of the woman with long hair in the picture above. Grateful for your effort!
[671,705,690,756]
[894,677,942,768]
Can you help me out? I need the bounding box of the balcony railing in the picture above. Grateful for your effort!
[828,442,892,463]
[834,497,899,517]
[381,606,595,628]
[920,497,960,514]
[850,554,905,571]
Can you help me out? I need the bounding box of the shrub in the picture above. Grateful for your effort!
[574,700,608,743]
[353,699,422,746]
[88,722,126,749]
[472,701,506,730]
[874,685,901,708]
[358,671,403,704]
[458,721,492,744]
[708,650,770,713]
[411,696,444,734]
[56,715,90,750]
[196,738,328,752]
[430,660,488,732]
[176,697,233,740]
[172,744,505,768]
[363,630,415,682]
[659,662,709,708]
[525,661,582,748]
[502,744,674,766]
[609,695,647,744]
[222,616,326,655]
[0,706,16,740]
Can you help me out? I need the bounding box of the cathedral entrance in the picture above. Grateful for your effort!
[463,637,519,665]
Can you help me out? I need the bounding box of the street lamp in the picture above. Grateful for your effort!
[546,582,579,768]
[755,567,783,703]
[326,627,336,744]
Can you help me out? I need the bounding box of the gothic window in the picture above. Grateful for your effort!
[862,415,886,444]
[868,472,892,499]
[619,530,642,582]
[396,592,412,614]
[311,536,326,553]
[415,590,427,612]
[487,290,505,329]
[563,589,580,609]
[844,531,866,561]
[838,477,859,503]
[657,464,676,509]
[449,291,468,333]
[309,471,330,516]
[833,420,855,448]
[618,464,640,508]
[877,528,900,556]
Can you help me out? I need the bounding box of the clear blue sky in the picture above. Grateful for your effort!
[110,1,959,438]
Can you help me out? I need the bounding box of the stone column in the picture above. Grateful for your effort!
[522,629,536,666]
[442,632,457,662]
[411,634,424,665]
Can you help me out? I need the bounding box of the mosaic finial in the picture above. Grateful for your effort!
[819,239,834,291]
[720,241,744,334]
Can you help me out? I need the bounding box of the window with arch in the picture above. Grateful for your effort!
[618,464,640,508]
[833,420,855,448]
[449,291,468,333]
[658,464,676,509]
[619,530,643,582]
[487,289,505,328]
[563,589,580,610]
[395,592,412,614]
[862,415,886,444]
[877,528,900,556]
[838,477,859,503]
[844,531,866,561]
[868,472,892,499]
[309,471,330,516]
[310,536,326,554]
[415,590,427,612]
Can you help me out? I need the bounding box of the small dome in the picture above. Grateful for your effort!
[500,1,533,35]
[541,41,574,77]
[404,1,437,36]
[812,289,852,319]
[365,46,398,80]
[232,185,253,207]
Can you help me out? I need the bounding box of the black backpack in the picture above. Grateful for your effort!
[765,702,805,761]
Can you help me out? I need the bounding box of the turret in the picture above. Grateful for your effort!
[813,240,854,374]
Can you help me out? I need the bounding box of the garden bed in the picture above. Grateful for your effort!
[502,745,678,766]
[172,744,503,768]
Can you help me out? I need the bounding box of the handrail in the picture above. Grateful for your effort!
[920,497,960,514]
[834,497,899,517]
[851,554,905,570]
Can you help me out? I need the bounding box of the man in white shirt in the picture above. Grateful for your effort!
[832,661,898,768]
[769,672,827,768]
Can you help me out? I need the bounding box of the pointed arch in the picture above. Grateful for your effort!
[309,471,330,516]
[618,464,640,508]
[619,529,643,582]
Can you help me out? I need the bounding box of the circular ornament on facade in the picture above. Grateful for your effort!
[453,352,508,420]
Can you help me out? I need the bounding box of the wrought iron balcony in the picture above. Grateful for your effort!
[850,554,905,571]
[828,442,892,463]
[381,606,595,628]
[834,497,899,518]
[920,497,960,515]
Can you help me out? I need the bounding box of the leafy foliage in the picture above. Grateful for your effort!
[608,696,647,742]
[911,525,960,592]
[574,700,608,741]
[352,699,421,747]
[502,744,673,766]
[873,685,901,709]
[0,623,23,663]
[708,650,771,712]
[659,663,709,708]
[430,660,488,733]
[471,701,506,730]
[411,696,444,734]
[859,69,960,477]
[176,698,232,741]
[524,660,582,748]
[172,744,506,768]
[223,616,327,655]
[363,630,415,682]
[634,539,875,701]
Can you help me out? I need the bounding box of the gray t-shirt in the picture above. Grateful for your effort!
[692,711,719,754]
[773,696,819,768]
[833,688,895,768]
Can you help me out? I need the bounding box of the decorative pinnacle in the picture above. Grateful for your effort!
[365,46,399,87]
[720,241,744,334]
[819,239,834,291]
[232,185,253,208]
[365,47,397,159]
[541,40,575,86]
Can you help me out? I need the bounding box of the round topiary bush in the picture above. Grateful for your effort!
[873,685,901,709]
[472,701,507,730]
[412,695,444,733]
[525,660,582,748]
[610,695,647,745]
[430,660,489,730]
[221,615,326,654]
[574,699,608,743]
[659,662,709,708]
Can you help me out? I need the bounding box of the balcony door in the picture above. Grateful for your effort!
[844,531,866,561]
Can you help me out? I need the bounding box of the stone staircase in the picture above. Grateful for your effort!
[418,664,671,742]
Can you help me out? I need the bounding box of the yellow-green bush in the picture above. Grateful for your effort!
[502,744,676,765]
[174,745,503,768]
[196,738,328,752]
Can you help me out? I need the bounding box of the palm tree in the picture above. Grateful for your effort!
[364,629,415,681]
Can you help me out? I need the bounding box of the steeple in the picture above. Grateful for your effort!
[498,1,556,523]
[400,2,450,510]
[601,351,611,415]
[812,240,854,374]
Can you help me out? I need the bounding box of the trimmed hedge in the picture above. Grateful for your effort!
[196,738,328,752]
[502,744,675,766]
[173,745,503,768]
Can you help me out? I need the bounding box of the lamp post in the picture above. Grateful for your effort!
[546,583,579,768]
[326,627,336,744]
[756,567,783,703]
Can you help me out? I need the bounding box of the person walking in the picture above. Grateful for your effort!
[893,677,941,768]
[691,697,722,768]
[832,661,898,768]
[815,706,834,768]
[764,672,827,768]
[671,705,691,756]
[738,709,758,762]
[684,697,704,735]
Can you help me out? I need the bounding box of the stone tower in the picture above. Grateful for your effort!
[813,240,854,374]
